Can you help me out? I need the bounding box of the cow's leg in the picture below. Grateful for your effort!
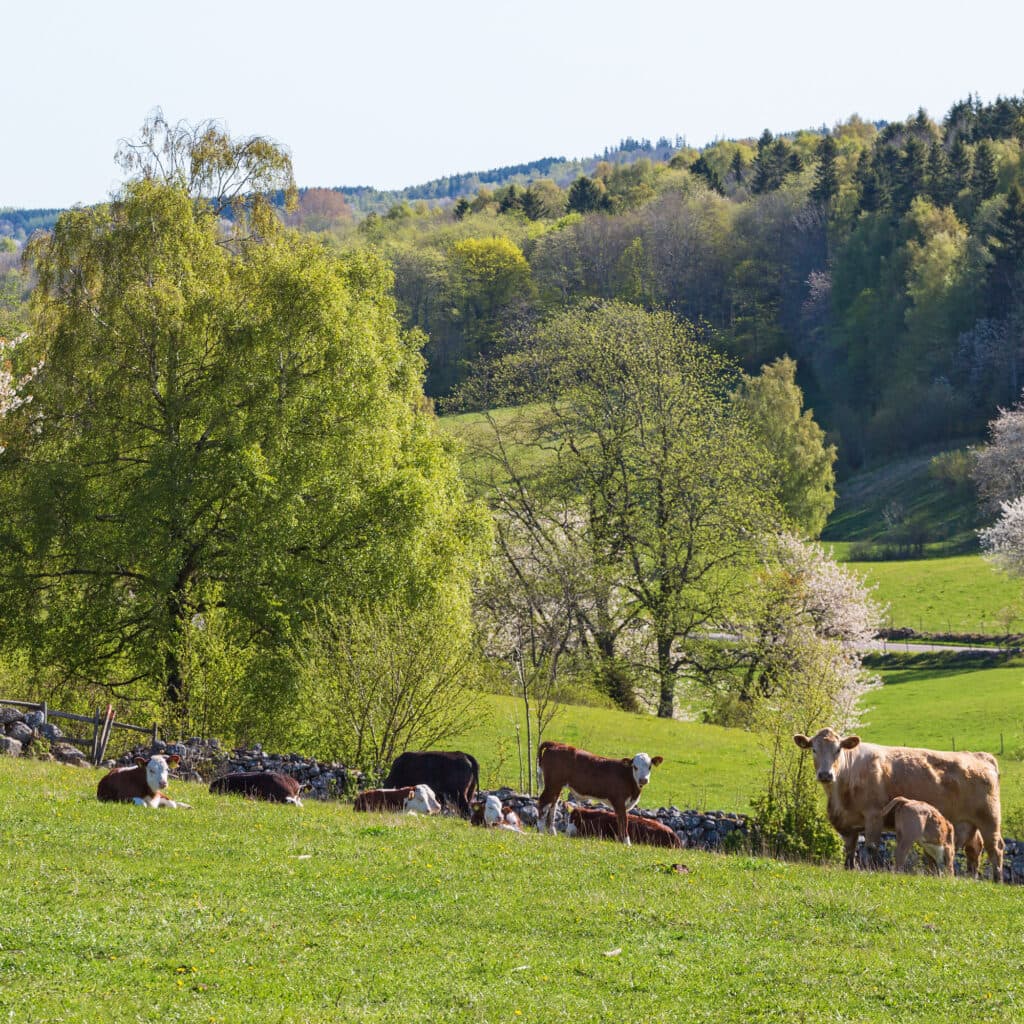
[862,814,885,869]
[942,838,955,877]
[893,837,912,872]
[842,831,859,870]
[954,823,978,878]
[535,784,560,835]
[614,803,630,846]
[978,817,1004,884]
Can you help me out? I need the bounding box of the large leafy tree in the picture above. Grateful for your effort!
[466,301,780,718]
[0,119,488,726]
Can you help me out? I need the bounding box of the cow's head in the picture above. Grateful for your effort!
[404,784,441,815]
[482,794,504,826]
[793,729,860,784]
[625,753,664,788]
[135,754,179,794]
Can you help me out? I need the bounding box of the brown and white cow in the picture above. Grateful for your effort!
[794,729,1003,882]
[882,796,956,876]
[96,754,192,809]
[353,785,441,815]
[209,771,304,806]
[536,741,663,845]
[566,805,683,848]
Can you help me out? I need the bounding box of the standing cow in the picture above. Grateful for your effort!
[535,741,663,845]
[794,729,1004,882]
[383,751,479,817]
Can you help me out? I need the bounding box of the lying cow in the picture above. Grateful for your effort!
[209,771,304,806]
[794,729,1003,882]
[567,805,682,848]
[882,797,955,876]
[353,785,441,815]
[383,751,479,816]
[470,794,524,832]
[96,754,191,809]
[536,741,663,845]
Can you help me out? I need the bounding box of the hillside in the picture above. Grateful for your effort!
[2,756,1023,1023]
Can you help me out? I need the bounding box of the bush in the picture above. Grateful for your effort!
[750,769,843,863]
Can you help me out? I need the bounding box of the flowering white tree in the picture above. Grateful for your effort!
[979,496,1024,577]
[972,395,1024,514]
[722,534,884,859]
[0,333,42,453]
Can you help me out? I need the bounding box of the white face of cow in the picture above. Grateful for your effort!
[483,794,503,826]
[793,729,861,783]
[404,784,441,815]
[145,756,170,794]
[630,753,663,788]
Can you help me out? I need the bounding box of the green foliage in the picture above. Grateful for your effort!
[734,356,837,537]
[289,600,483,773]
[0,126,489,735]
[465,301,781,718]
[750,758,844,862]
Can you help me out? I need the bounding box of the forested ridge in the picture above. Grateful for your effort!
[6,97,1023,476]
[330,95,1024,474]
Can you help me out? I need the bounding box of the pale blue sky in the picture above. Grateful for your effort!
[5,0,1024,209]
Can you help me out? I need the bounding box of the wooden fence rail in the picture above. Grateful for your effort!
[0,698,159,765]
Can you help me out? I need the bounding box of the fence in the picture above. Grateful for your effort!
[0,699,159,765]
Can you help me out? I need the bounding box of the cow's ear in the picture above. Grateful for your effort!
[621,758,632,767]
[651,756,664,767]
[167,755,180,766]
[793,735,811,749]
[135,757,148,767]
[840,735,861,750]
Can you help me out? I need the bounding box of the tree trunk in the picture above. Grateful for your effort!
[656,634,675,718]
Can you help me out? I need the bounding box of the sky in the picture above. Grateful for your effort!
[5,0,1024,209]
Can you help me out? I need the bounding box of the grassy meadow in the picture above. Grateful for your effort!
[3,757,1024,1024]
[835,553,1023,635]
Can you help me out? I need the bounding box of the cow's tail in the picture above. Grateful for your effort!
[881,797,904,821]
[467,753,480,801]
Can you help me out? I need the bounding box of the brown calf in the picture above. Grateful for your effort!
[353,785,441,814]
[882,797,956,876]
[536,741,663,845]
[209,771,304,805]
[567,805,682,848]
[96,754,191,809]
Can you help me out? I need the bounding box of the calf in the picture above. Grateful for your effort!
[209,771,304,806]
[96,754,191,809]
[567,805,682,848]
[471,794,524,832]
[353,785,441,815]
[383,751,479,816]
[536,741,663,845]
[794,729,1003,882]
[882,797,956,876]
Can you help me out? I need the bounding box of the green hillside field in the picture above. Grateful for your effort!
[2,757,1023,1024]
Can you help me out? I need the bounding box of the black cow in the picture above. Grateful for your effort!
[383,750,479,816]
[209,771,304,805]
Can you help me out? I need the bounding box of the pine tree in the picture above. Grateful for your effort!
[810,135,839,208]
[973,140,998,201]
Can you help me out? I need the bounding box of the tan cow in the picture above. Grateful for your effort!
[882,797,955,876]
[794,729,1003,882]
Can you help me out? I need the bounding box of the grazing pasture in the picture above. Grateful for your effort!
[2,758,1024,1023]
[837,553,1022,635]
[449,684,1024,813]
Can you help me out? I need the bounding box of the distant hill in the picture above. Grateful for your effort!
[0,135,689,229]
[0,207,63,240]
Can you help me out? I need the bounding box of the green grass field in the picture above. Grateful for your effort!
[3,758,1024,1024]
[834,554,1023,634]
